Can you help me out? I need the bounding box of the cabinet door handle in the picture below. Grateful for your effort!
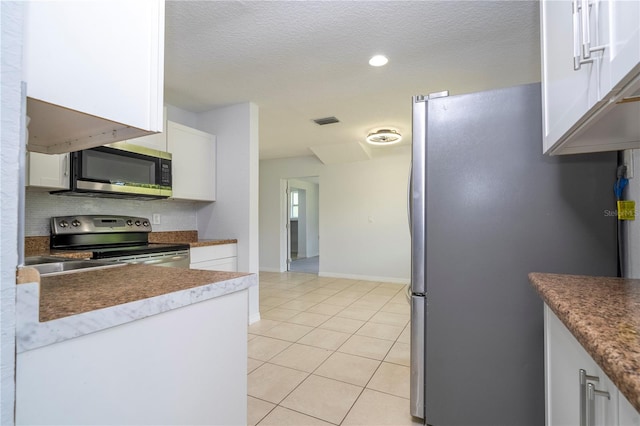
[580,369,600,426]
[581,0,591,58]
[581,0,606,60]
[572,0,605,71]
[587,382,611,426]
[63,154,69,177]
[573,0,583,70]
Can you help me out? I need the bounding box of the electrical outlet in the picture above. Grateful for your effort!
[623,150,634,179]
[152,213,161,225]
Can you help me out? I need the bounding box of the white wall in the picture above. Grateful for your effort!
[261,157,322,272]
[260,150,411,283]
[1,2,23,422]
[166,104,198,128]
[196,103,260,322]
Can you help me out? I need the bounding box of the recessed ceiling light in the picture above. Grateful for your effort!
[369,55,388,67]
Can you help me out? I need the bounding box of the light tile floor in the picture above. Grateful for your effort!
[248,272,422,426]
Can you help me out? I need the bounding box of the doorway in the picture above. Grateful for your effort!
[286,177,319,274]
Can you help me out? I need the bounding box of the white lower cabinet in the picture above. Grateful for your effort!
[190,244,238,272]
[16,290,248,425]
[545,304,640,426]
[619,391,640,426]
[26,151,70,189]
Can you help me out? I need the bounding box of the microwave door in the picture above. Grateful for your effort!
[49,146,170,199]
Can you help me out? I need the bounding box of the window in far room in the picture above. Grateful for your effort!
[290,190,299,219]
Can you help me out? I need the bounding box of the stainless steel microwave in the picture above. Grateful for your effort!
[51,142,172,200]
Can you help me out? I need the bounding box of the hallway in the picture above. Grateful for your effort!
[289,256,319,274]
[248,272,420,425]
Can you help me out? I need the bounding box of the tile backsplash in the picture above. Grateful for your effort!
[25,190,199,236]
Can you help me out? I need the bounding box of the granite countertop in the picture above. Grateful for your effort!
[24,232,237,258]
[24,236,92,259]
[16,264,255,353]
[529,272,640,413]
[148,231,237,248]
[187,239,237,248]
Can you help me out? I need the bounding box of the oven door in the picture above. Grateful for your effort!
[110,250,190,269]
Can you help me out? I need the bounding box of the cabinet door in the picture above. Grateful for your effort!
[24,0,164,154]
[545,304,618,426]
[607,0,640,90]
[541,0,600,153]
[591,0,640,98]
[619,391,640,426]
[125,106,168,152]
[167,121,216,201]
[24,0,164,131]
[26,152,70,189]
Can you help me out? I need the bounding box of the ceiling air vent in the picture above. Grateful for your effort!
[313,116,340,126]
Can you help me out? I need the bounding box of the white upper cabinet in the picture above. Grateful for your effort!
[167,121,216,202]
[114,107,168,152]
[541,0,640,155]
[23,0,165,154]
[26,152,70,190]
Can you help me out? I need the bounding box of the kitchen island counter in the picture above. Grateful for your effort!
[16,263,255,353]
[529,272,640,414]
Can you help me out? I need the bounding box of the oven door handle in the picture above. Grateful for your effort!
[141,254,189,265]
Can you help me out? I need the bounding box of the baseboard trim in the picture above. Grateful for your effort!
[258,268,410,285]
[318,272,409,285]
[259,267,285,273]
[248,312,261,325]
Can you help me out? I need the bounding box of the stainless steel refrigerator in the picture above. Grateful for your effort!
[409,83,618,425]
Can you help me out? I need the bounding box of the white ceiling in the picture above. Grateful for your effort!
[164,1,541,161]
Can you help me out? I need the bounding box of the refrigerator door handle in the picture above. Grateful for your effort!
[410,295,425,419]
[411,96,427,295]
[407,166,412,234]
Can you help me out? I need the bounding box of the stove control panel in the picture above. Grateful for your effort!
[51,215,153,235]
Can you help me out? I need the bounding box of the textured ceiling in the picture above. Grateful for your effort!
[165,1,541,160]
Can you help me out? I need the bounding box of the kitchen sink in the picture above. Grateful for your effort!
[26,259,126,277]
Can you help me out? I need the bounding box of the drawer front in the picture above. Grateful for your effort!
[190,257,237,273]
[190,244,237,264]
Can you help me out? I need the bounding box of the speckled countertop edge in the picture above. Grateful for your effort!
[529,272,640,413]
[17,265,256,353]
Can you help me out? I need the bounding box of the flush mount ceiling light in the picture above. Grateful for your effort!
[366,129,402,145]
[369,55,388,67]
